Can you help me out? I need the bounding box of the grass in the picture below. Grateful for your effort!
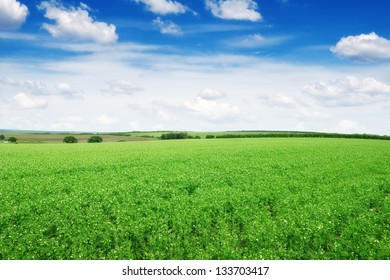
[0,138,389,259]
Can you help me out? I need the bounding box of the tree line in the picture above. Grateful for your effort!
[213,132,390,140]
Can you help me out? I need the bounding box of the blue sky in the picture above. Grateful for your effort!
[1,0,390,134]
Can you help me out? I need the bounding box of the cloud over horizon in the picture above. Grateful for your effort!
[184,95,240,121]
[303,76,390,107]
[1,1,390,135]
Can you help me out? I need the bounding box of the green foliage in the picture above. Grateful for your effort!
[88,135,103,143]
[206,135,215,139]
[215,132,390,140]
[63,136,78,144]
[7,136,17,143]
[0,134,5,140]
[160,132,188,140]
[0,139,389,260]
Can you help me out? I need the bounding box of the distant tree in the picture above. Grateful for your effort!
[63,136,78,143]
[0,134,4,140]
[206,135,215,139]
[88,135,103,143]
[160,132,188,140]
[8,137,17,143]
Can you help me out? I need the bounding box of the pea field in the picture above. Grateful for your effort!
[0,138,389,260]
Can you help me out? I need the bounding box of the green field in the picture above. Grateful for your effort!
[0,138,389,259]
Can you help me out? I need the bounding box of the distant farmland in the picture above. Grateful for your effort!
[1,138,389,260]
[1,130,389,143]
[0,132,156,143]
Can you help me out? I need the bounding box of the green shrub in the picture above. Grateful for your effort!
[206,135,215,139]
[160,132,188,140]
[8,137,17,143]
[63,136,78,143]
[0,134,5,140]
[88,135,103,143]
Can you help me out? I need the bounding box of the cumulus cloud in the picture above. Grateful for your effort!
[0,0,28,30]
[331,32,390,62]
[205,0,262,22]
[38,1,118,44]
[13,92,47,109]
[184,95,240,120]
[303,76,390,107]
[96,114,119,125]
[152,17,182,35]
[134,0,187,15]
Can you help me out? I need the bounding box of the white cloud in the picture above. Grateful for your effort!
[2,46,390,135]
[96,114,119,125]
[152,17,182,35]
[51,116,83,130]
[129,121,140,130]
[134,0,187,15]
[199,88,226,100]
[105,80,141,95]
[331,32,390,62]
[229,33,289,48]
[303,76,390,107]
[334,119,369,134]
[205,0,262,22]
[1,77,49,95]
[56,83,83,99]
[295,109,330,120]
[184,96,240,120]
[13,92,47,109]
[0,0,28,30]
[242,33,265,45]
[157,110,177,121]
[0,31,35,40]
[38,1,118,44]
[259,94,301,108]
[24,80,49,95]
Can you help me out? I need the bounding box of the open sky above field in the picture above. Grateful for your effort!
[1,0,390,134]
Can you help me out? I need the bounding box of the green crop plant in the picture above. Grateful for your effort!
[0,138,389,260]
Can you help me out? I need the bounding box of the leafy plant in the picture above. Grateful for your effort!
[63,136,78,143]
[88,135,103,143]
[1,138,389,260]
[8,136,17,143]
